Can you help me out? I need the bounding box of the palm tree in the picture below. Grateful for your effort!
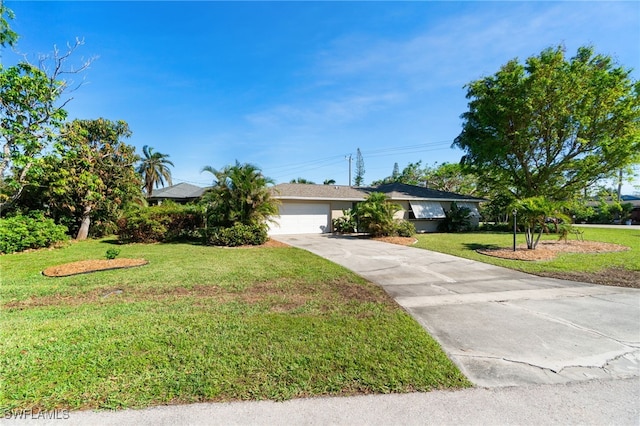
[137,145,174,197]
[201,161,278,228]
[354,192,401,237]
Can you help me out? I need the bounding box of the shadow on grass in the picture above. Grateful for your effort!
[99,237,206,246]
[463,243,503,251]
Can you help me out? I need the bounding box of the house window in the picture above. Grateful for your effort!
[409,201,446,219]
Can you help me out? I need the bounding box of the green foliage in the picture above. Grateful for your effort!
[478,222,513,232]
[423,162,478,195]
[395,219,416,237]
[372,161,425,186]
[454,45,640,200]
[479,192,515,223]
[332,209,357,234]
[0,212,68,254]
[0,63,68,209]
[0,4,18,47]
[105,248,120,260]
[202,223,268,246]
[290,177,315,184]
[117,203,203,243]
[42,118,142,240]
[201,161,278,229]
[438,202,473,233]
[354,192,402,237]
[137,145,174,197]
[511,197,570,249]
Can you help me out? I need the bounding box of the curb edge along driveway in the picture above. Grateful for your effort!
[275,234,640,388]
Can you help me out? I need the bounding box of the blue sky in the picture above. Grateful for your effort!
[5,1,640,192]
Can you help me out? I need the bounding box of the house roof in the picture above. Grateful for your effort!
[360,182,486,202]
[271,182,485,202]
[271,183,366,200]
[148,182,207,200]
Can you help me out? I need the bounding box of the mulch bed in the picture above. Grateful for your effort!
[42,259,149,277]
[377,236,637,289]
[41,239,289,277]
[372,236,417,245]
[477,240,628,261]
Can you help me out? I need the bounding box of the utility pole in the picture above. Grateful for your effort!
[345,154,352,186]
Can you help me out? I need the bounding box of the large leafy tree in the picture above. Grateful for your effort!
[45,119,141,240]
[201,161,278,228]
[0,63,68,210]
[137,145,174,197]
[0,7,90,212]
[424,162,478,195]
[454,45,640,201]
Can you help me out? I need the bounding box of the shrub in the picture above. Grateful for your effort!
[395,220,416,237]
[117,203,203,243]
[0,212,69,254]
[105,248,121,260]
[354,192,402,237]
[332,209,357,234]
[478,222,512,232]
[438,202,472,233]
[202,223,268,247]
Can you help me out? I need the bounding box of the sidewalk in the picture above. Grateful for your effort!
[3,379,638,426]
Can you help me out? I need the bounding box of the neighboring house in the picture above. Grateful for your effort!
[267,182,485,235]
[585,194,640,224]
[147,182,207,205]
[621,195,640,224]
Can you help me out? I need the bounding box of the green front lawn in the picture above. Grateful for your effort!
[0,239,470,412]
[413,227,640,276]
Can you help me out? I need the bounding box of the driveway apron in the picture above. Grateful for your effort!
[275,234,640,387]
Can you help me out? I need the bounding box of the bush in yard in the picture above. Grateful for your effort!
[117,203,203,243]
[354,192,402,237]
[478,222,512,232]
[438,202,472,233]
[202,223,268,247]
[332,209,357,234]
[105,248,121,260]
[0,212,69,254]
[395,220,416,237]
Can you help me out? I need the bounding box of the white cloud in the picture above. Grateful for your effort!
[245,92,403,128]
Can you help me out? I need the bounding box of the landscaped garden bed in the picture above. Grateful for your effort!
[412,228,640,288]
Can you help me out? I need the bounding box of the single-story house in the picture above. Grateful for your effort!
[147,182,208,205]
[621,195,640,224]
[267,182,485,235]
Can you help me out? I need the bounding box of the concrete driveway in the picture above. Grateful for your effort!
[275,234,640,387]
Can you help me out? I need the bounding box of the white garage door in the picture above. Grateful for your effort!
[268,203,331,235]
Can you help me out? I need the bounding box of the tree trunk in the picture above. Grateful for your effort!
[76,205,92,240]
[617,169,623,202]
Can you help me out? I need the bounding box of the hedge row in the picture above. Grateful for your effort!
[116,203,204,243]
[117,204,268,246]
